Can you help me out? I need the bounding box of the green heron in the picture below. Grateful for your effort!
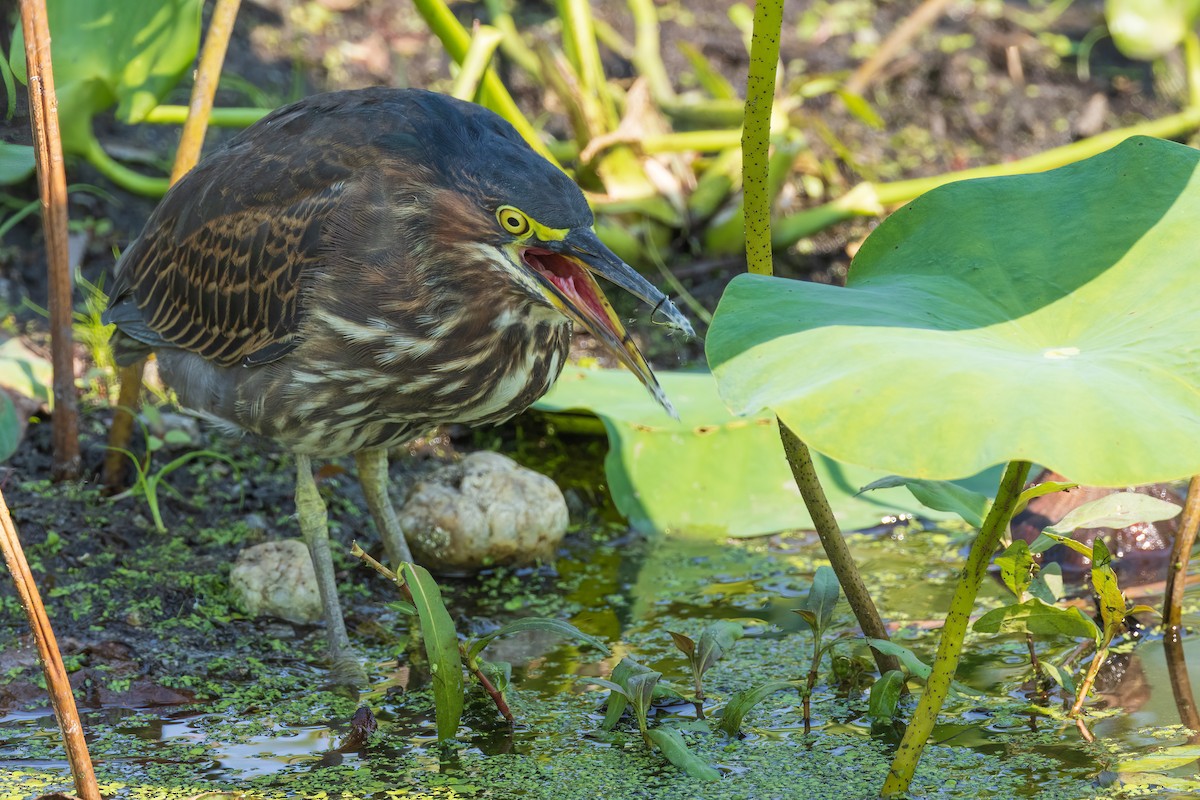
[104,88,690,683]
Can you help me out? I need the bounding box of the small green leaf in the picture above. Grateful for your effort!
[466,617,609,663]
[717,679,801,736]
[803,565,841,632]
[401,563,464,743]
[586,677,630,698]
[1090,538,1126,640]
[162,429,193,446]
[387,600,417,616]
[1117,744,1200,773]
[601,658,653,730]
[625,671,662,734]
[669,631,696,658]
[867,639,982,696]
[695,621,743,677]
[1047,492,1182,536]
[793,609,818,630]
[1030,530,1094,558]
[1028,562,1063,604]
[995,540,1035,598]
[147,435,164,452]
[646,728,721,781]
[866,639,931,681]
[972,598,1101,642]
[1127,604,1160,617]
[1041,660,1076,694]
[867,670,905,722]
[860,476,991,528]
[1015,480,1078,514]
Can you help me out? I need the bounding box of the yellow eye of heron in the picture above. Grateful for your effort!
[497,206,531,237]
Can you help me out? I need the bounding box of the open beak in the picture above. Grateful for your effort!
[521,228,693,418]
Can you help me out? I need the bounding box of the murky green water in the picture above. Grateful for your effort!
[2,526,1199,799]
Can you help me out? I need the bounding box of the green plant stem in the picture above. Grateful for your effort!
[1185,31,1200,112]
[803,642,820,735]
[557,0,615,127]
[143,105,269,127]
[80,132,170,196]
[1070,642,1110,718]
[481,0,541,76]
[627,0,674,103]
[779,426,900,677]
[411,0,558,165]
[469,659,514,722]
[772,105,1200,248]
[451,25,504,102]
[741,0,783,275]
[882,459,1032,798]
[1163,474,1200,636]
[663,98,746,128]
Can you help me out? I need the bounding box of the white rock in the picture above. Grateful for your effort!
[400,451,569,575]
[229,539,323,625]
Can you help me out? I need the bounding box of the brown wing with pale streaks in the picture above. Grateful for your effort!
[106,89,436,368]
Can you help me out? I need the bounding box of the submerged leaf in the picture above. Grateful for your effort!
[717,680,802,736]
[646,727,721,781]
[466,617,609,663]
[1117,744,1200,773]
[868,670,906,722]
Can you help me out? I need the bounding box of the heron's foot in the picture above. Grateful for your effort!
[356,448,415,565]
[327,650,370,692]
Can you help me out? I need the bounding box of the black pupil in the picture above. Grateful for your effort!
[507,215,520,229]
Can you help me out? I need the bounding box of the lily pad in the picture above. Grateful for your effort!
[10,0,202,153]
[534,366,1000,537]
[708,137,1200,487]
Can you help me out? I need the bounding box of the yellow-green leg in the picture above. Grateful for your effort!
[355,448,414,566]
[295,454,367,687]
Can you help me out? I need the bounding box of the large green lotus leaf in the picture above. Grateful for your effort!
[534,366,1000,537]
[707,137,1200,487]
[10,0,201,150]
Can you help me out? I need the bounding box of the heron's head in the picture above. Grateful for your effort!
[412,92,692,416]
